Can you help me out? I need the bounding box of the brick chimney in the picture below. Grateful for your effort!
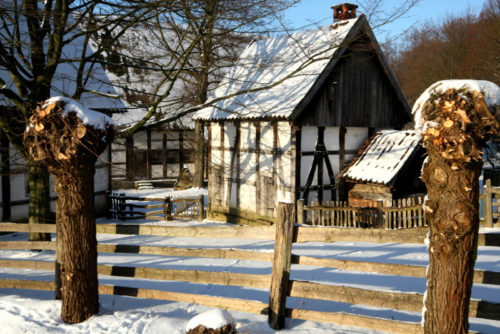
[332,3,358,21]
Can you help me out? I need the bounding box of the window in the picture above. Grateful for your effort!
[166,150,179,164]
[150,150,163,165]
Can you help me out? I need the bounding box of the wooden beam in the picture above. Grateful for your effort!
[268,202,295,329]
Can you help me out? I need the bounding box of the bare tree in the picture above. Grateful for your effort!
[391,0,500,105]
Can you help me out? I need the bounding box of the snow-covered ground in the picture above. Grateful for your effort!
[0,188,499,333]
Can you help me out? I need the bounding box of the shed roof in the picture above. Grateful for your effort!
[339,130,422,186]
[194,14,409,121]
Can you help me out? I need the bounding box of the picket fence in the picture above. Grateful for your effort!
[299,196,426,229]
[0,219,499,333]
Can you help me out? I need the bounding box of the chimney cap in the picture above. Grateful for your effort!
[331,3,358,10]
[331,3,358,21]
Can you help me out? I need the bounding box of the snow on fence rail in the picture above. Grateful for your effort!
[107,193,205,221]
[0,221,499,333]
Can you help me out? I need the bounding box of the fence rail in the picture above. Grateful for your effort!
[107,193,204,221]
[0,221,499,333]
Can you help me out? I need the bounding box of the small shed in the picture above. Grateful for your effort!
[194,4,412,224]
[338,130,426,207]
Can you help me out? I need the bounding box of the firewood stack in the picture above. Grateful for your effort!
[24,100,114,173]
[421,88,499,168]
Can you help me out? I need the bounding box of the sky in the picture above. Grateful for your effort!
[283,0,488,42]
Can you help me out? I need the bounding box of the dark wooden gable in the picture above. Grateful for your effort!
[292,21,411,128]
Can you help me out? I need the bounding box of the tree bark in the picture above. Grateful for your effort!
[55,163,99,323]
[422,155,481,333]
[24,100,114,323]
[194,121,206,187]
[28,163,52,241]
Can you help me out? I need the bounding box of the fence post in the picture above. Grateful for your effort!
[198,195,205,221]
[268,202,295,330]
[296,199,304,224]
[165,197,173,221]
[484,179,493,228]
[118,193,126,221]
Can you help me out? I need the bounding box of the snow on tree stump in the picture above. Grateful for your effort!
[24,97,115,324]
[185,309,237,334]
[413,80,500,333]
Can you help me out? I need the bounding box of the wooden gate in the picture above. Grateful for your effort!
[107,193,204,221]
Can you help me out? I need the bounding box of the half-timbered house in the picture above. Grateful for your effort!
[194,3,412,224]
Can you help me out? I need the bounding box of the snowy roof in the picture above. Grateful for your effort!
[339,130,422,186]
[194,17,365,121]
[92,23,245,129]
[412,80,500,131]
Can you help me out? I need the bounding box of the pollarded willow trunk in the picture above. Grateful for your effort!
[416,82,499,333]
[54,161,99,322]
[24,98,114,323]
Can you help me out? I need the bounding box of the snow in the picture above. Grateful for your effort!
[42,96,115,130]
[340,130,421,185]
[0,187,499,333]
[412,80,500,131]
[185,309,234,331]
[194,18,361,121]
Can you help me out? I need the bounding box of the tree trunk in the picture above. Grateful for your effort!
[28,163,52,241]
[417,84,500,333]
[55,164,99,323]
[194,121,205,188]
[422,157,481,333]
[24,99,114,323]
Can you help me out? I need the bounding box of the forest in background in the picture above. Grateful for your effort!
[388,0,499,107]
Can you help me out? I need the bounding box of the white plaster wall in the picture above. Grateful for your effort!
[112,150,126,164]
[133,131,148,150]
[259,153,273,178]
[277,122,293,202]
[240,122,255,150]
[346,127,368,150]
[151,165,163,178]
[166,165,180,177]
[211,123,221,147]
[224,123,237,148]
[10,174,28,202]
[151,139,163,150]
[324,127,340,150]
[260,123,273,151]
[239,183,256,212]
[301,126,317,151]
[300,156,315,187]
[95,167,108,192]
[151,131,163,142]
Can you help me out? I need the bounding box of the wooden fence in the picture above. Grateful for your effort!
[0,220,499,333]
[300,196,426,229]
[107,193,204,221]
[481,179,500,227]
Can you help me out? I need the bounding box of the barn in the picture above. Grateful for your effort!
[194,3,412,224]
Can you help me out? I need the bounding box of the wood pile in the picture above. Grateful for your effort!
[186,324,236,334]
